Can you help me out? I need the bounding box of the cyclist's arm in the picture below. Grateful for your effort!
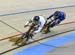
[24,18,33,27]
[47,14,54,20]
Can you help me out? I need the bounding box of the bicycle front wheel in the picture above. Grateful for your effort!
[13,33,29,46]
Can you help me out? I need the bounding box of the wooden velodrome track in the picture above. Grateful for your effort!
[0,0,75,55]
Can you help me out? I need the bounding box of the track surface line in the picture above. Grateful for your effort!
[0,5,75,17]
[0,29,75,55]
[0,21,75,41]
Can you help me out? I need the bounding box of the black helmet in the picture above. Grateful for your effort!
[54,11,61,19]
[54,11,60,16]
[33,16,40,22]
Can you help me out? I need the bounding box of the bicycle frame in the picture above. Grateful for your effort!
[13,23,36,46]
[42,19,56,33]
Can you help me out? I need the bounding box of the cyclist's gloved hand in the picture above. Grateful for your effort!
[47,18,49,20]
[24,25,28,28]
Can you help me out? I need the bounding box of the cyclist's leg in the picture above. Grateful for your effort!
[50,19,61,27]
[43,19,60,33]
[43,22,52,34]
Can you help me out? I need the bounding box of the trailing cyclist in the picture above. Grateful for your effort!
[45,11,66,33]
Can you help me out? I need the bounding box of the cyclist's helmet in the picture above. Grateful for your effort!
[54,11,61,19]
[33,16,40,22]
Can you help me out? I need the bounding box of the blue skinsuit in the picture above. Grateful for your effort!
[48,11,66,27]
